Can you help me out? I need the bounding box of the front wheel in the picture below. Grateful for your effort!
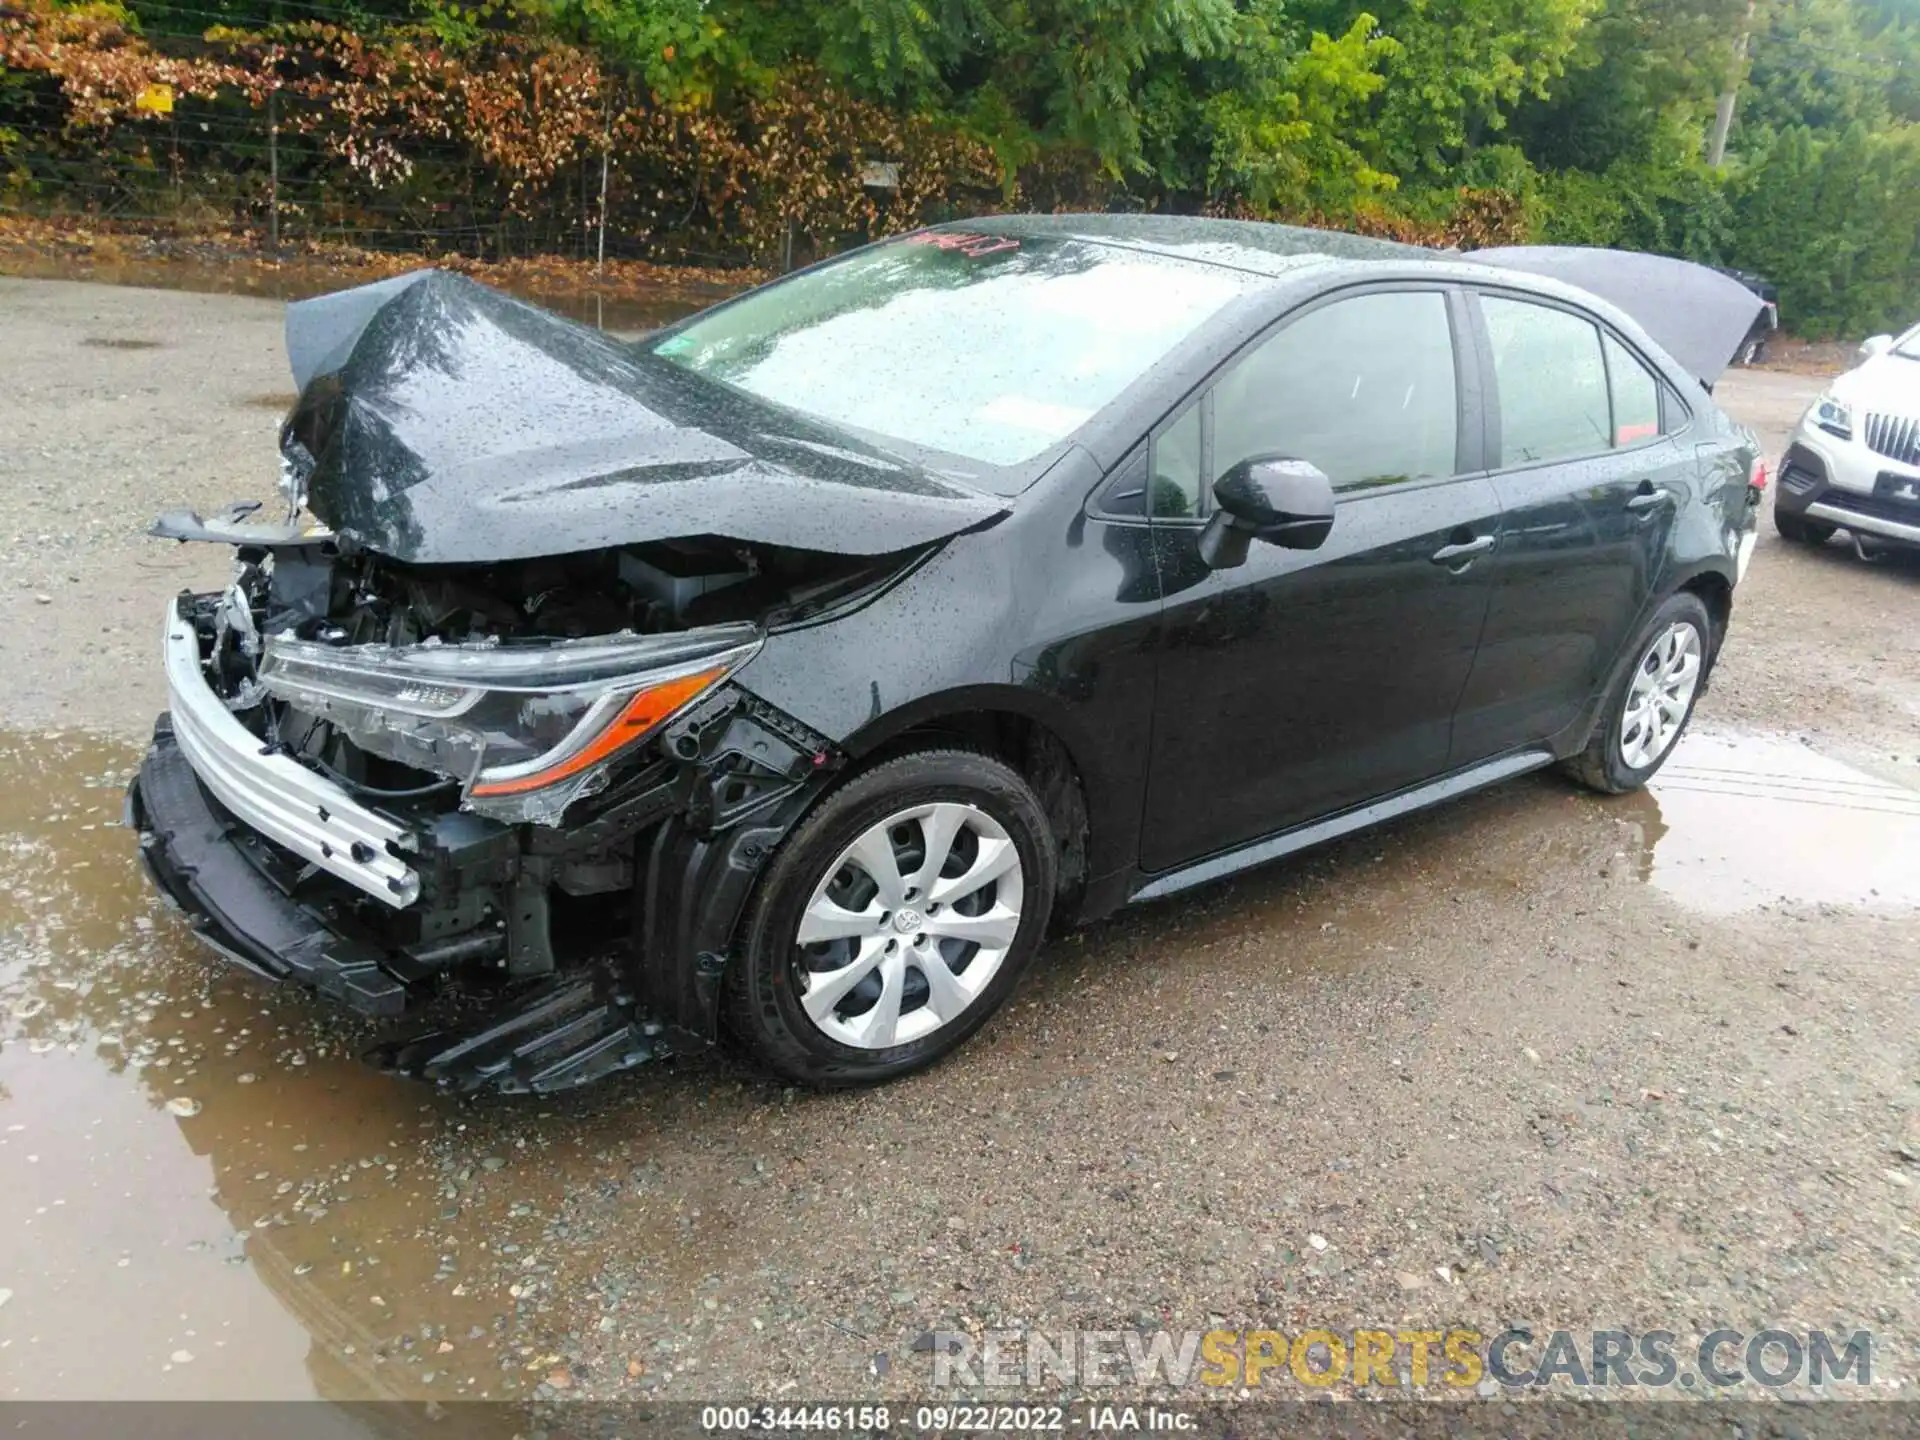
[1562,592,1714,795]
[724,749,1057,1087]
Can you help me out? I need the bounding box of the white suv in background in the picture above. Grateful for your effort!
[1775,324,1920,555]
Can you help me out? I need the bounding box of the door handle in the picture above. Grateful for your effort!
[1430,534,1495,565]
[1626,485,1672,513]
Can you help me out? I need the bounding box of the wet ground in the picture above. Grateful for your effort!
[1,275,1918,1405]
[1642,730,1920,913]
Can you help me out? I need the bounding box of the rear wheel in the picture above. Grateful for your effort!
[1563,592,1713,795]
[725,749,1057,1086]
[1774,509,1836,545]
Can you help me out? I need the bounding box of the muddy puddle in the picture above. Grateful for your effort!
[1634,728,1920,914]
[0,731,731,1408]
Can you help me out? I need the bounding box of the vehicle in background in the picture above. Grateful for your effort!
[1714,268,1780,367]
[128,217,1767,1094]
[1775,323,1920,557]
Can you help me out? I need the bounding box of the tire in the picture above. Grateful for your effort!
[1774,508,1836,545]
[724,748,1057,1087]
[1562,592,1714,795]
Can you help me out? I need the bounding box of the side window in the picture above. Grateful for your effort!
[1211,291,1458,493]
[1150,402,1203,517]
[1482,296,1610,466]
[1603,333,1662,446]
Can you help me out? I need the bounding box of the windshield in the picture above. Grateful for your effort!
[1895,325,1920,360]
[650,233,1262,471]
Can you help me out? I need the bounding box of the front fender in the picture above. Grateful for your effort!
[634,806,794,1041]
[627,689,842,1038]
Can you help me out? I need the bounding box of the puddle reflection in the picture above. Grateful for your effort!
[0,732,612,1405]
[1637,728,1920,914]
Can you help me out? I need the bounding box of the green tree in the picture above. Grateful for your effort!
[1198,13,1400,210]
[1506,0,1748,171]
[1300,0,1603,179]
[1740,0,1917,137]
[1726,120,1920,333]
[9,0,1916,327]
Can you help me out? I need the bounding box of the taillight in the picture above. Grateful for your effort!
[1748,456,1769,491]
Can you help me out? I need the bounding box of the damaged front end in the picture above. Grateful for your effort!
[132,534,870,1093]
[127,265,1021,1093]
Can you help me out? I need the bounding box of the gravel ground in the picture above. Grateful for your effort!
[1,275,1918,1409]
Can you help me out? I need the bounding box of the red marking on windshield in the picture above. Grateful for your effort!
[899,231,1021,258]
[1616,422,1658,444]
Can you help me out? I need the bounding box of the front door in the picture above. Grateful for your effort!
[1138,287,1502,874]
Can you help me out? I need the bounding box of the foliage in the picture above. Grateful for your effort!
[1197,13,1401,212]
[0,0,1916,332]
[1365,0,1604,180]
[1532,156,1737,261]
[1503,0,1748,173]
[1726,122,1920,336]
[1743,0,1920,135]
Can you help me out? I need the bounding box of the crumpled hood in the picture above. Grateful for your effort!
[1468,245,1766,386]
[279,270,1009,565]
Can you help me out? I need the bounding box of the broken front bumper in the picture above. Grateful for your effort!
[159,600,421,905]
[130,716,413,1014]
[131,719,673,1091]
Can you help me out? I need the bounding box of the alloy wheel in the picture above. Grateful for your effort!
[792,802,1025,1050]
[1618,620,1703,770]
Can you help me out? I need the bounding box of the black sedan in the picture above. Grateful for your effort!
[131,216,1768,1090]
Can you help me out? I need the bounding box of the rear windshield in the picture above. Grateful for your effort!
[650,233,1260,472]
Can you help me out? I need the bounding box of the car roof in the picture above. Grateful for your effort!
[948,212,1435,281]
[935,214,1724,390]
[942,214,1665,330]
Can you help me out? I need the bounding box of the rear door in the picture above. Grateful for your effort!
[1450,290,1693,762]
[1138,286,1505,873]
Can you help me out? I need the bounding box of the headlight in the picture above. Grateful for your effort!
[259,623,760,824]
[1813,393,1853,439]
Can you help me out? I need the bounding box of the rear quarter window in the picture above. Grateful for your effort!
[1604,333,1662,446]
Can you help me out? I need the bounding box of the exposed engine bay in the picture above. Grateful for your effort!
[259,534,883,648]
[202,533,884,821]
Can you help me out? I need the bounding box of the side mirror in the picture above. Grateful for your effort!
[1198,456,1335,570]
[1860,334,1894,361]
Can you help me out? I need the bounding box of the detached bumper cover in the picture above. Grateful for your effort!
[130,718,410,1014]
[132,598,795,1092]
